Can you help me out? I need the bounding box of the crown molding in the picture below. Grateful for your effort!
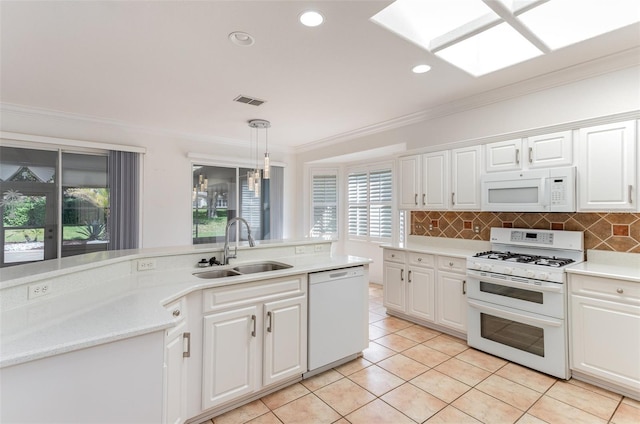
[294,47,640,155]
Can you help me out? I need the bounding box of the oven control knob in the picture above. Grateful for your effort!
[526,270,535,278]
[481,264,492,272]
[538,272,550,280]
[503,267,514,275]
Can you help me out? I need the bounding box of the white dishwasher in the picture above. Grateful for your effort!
[306,266,368,375]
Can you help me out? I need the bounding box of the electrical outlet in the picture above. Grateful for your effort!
[28,283,50,299]
[314,244,323,252]
[137,259,156,271]
[474,225,480,234]
[295,246,305,254]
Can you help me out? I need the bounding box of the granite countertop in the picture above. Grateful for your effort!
[566,250,640,283]
[0,244,369,368]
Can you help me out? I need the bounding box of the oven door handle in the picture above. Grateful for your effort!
[467,273,562,293]
[468,299,563,328]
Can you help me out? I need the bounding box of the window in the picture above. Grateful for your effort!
[192,164,283,244]
[347,166,392,241]
[0,145,139,267]
[310,170,338,237]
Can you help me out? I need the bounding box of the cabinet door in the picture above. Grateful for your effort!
[570,295,640,392]
[165,323,188,424]
[263,296,307,387]
[486,139,522,172]
[399,155,421,209]
[422,151,449,209]
[436,272,467,333]
[202,306,258,410]
[383,262,405,312]
[407,266,435,322]
[451,146,481,210]
[578,121,637,211]
[526,131,572,168]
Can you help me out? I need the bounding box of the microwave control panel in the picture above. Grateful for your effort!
[549,177,567,205]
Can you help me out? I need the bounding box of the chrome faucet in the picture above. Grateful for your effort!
[223,217,255,265]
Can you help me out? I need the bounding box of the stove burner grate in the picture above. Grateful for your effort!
[473,251,574,267]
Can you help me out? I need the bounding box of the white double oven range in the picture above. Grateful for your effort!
[466,228,584,380]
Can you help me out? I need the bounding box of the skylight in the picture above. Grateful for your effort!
[371,0,640,77]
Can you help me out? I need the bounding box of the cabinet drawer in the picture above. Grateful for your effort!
[203,275,306,313]
[408,252,435,267]
[570,274,640,305]
[384,249,406,263]
[164,297,186,338]
[438,256,467,274]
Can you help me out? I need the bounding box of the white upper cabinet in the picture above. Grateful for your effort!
[485,131,572,172]
[451,146,481,210]
[577,120,637,211]
[399,154,421,209]
[422,151,449,209]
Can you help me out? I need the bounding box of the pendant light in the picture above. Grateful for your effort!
[247,126,255,191]
[248,119,271,186]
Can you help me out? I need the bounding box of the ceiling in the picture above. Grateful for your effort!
[1,1,639,153]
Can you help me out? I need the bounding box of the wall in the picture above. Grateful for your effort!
[412,211,640,253]
[0,107,298,249]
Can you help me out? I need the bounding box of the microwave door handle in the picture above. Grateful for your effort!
[541,177,549,209]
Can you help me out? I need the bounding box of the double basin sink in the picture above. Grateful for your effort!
[193,261,292,279]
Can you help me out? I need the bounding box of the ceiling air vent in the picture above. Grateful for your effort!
[233,95,265,106]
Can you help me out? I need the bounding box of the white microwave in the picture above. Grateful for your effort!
[481,167,576,212]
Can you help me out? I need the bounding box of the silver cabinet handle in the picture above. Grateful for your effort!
[451,192,455,205]
[422,193,426,205]
[173,309,181,317]
[617,288,624,294]
[515,148,520,165]
[462,280,466,295]
[414,193,418,206]
[400,269,404,282]
[267,311,273,333]
[183,332,191,358]
[529,147,533,163]
[251,314,257,337]
[629,185,633,204]
[408,270,412,283]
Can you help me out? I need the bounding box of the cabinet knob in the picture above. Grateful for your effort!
[391,254,395,258]
[616,288,624,294]
[449,261,454,266]
[173,309,181,317]
[418,257,422,262]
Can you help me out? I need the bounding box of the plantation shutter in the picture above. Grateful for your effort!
[348,172,368,237]
[311,173,337,236]
[369,170,392,239]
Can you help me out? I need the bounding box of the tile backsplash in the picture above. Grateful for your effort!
[411,211,640,253]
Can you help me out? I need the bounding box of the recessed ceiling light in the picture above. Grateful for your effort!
[228,31,255,46]
[412,64,431,74]
[300,11,324,27]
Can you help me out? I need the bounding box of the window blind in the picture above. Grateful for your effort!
[310,173,337,237]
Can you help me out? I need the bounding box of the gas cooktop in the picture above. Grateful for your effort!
[472,251,575,268]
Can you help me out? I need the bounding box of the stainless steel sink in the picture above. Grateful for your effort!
[193,269,242,279]
[193,261,292,279]
[233,261,292,274]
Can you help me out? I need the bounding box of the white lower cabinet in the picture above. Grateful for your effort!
[383,249,467,336]
[164,297,190,424]
[201,275,307,411]
[569,273,640,398]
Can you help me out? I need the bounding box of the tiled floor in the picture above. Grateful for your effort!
[203,284,640,424]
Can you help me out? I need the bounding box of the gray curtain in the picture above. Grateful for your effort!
[270,166,284,239]
[108,151,139,250]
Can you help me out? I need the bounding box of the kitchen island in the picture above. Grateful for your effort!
[0,239,371,423]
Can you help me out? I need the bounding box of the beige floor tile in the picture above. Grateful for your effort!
[567,378,624,401]
[245,412,283,424]
[515,413,548,424]
[348,364,405,396]
[373,333,418,352]
[334,357,372,376]
[300,369,342,392]
[272,394,340,424]
[370,316,413,332]
[345,399,414,424]
[369,311,385,323]
[213,400,270,424]
[368,324,391,340]
[410,369,471,403]
[370,305,387,315]
[425,405,481,423]
[314,377,375,416]
[377,353,429,380]
[362,341,396,363]
[475,374,542,411]
[261,383,310,410]
[403,344,451,368]
[455,348,508,372]
[381,383,447,422]
[435,357,491,386]
[547,380,620,420]
[528,395,608,424]
[422,334,469,356]
[452,388,524,424]
[495,362,556,393]
[611,401,640,424]
[395,324,441,342]
[622,397,640,408]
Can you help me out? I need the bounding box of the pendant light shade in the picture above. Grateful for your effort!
[248,119,271,183]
